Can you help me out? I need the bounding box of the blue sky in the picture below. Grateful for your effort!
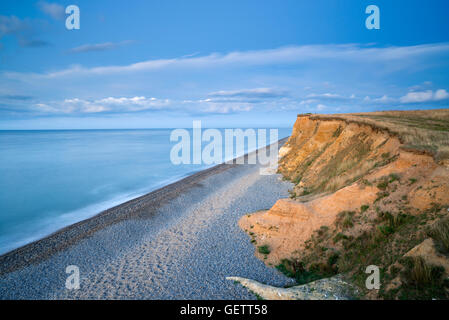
[0,0,449,129]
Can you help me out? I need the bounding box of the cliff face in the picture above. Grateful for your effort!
[278,115,401,196]
[240,113,449,299]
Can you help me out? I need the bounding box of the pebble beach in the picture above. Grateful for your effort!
[0,141,295,299]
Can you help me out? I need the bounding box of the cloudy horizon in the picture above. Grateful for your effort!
[1,0,448,129]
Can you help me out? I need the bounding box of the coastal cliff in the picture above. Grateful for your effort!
[239,110,449,299]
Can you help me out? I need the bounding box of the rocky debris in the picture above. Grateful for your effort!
[405,238,449,276]
[226,275,356,300]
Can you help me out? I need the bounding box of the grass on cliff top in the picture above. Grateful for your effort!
[310,108,449,161]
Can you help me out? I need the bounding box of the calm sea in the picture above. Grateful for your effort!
[0,128,290,254]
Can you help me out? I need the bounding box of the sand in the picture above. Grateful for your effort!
[0,140,295,299]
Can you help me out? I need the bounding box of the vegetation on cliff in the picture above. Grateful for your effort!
[310,109,449,161]
[241,109,449,300]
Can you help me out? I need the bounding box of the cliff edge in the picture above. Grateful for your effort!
[239,109,449,300]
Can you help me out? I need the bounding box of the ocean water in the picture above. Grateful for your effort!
[0,128,291,255]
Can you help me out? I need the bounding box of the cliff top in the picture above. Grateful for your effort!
[302,109,449,161]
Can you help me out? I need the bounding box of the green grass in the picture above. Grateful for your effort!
[361,179,372,186]
[317,225,329,236]
[333,232,350,243]
[375,191,389,202]
[298,202,445,299]
[377,225,395,236]
[337,211,356,229]
[258,245,271,255]
[332,126,343,137]
[249,290,264,300]
[428,217,449,253]
[388,173,400,183]
[301,188,312,196]
[377,211,413,235]
[387,256,449,300]
[377,180,389,191]
[292,176,302,185]
[276,259,331,285]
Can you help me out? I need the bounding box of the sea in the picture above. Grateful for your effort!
[0,128,291,254]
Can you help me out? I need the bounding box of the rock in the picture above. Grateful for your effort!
[278,146,291,159]
[405,238,449,276]
[226,275,356,300]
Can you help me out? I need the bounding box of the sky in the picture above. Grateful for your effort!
[0,0,448,129]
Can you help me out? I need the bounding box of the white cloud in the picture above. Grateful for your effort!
[400,89,449,103]
[408,81,433,91]
[34,96,171,114]
[373,95,395,103]
[208,88,288,99]
[68,41,134,54]
[299,99,318,105]
[26,88,283,115]
[300,93,356,107]
[306,93,349,101]
[316,104,327,111]
[35,103,59,113]
[185,97,255,114]
[5,42,449,80]
[434,89,449,101]
[0,15,27,36]
[37,1,65,20]
[400,90,433,103]
[0,15,49,47]
[202,103,253,114]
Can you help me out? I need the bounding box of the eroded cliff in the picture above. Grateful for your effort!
[240,111,449,299]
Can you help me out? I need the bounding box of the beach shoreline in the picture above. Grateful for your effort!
[0,159,236,275]
[0,138,293,299]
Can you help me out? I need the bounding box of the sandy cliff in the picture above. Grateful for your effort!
[239,112,449,299]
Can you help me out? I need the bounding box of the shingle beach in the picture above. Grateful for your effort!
[0,140,295,299]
